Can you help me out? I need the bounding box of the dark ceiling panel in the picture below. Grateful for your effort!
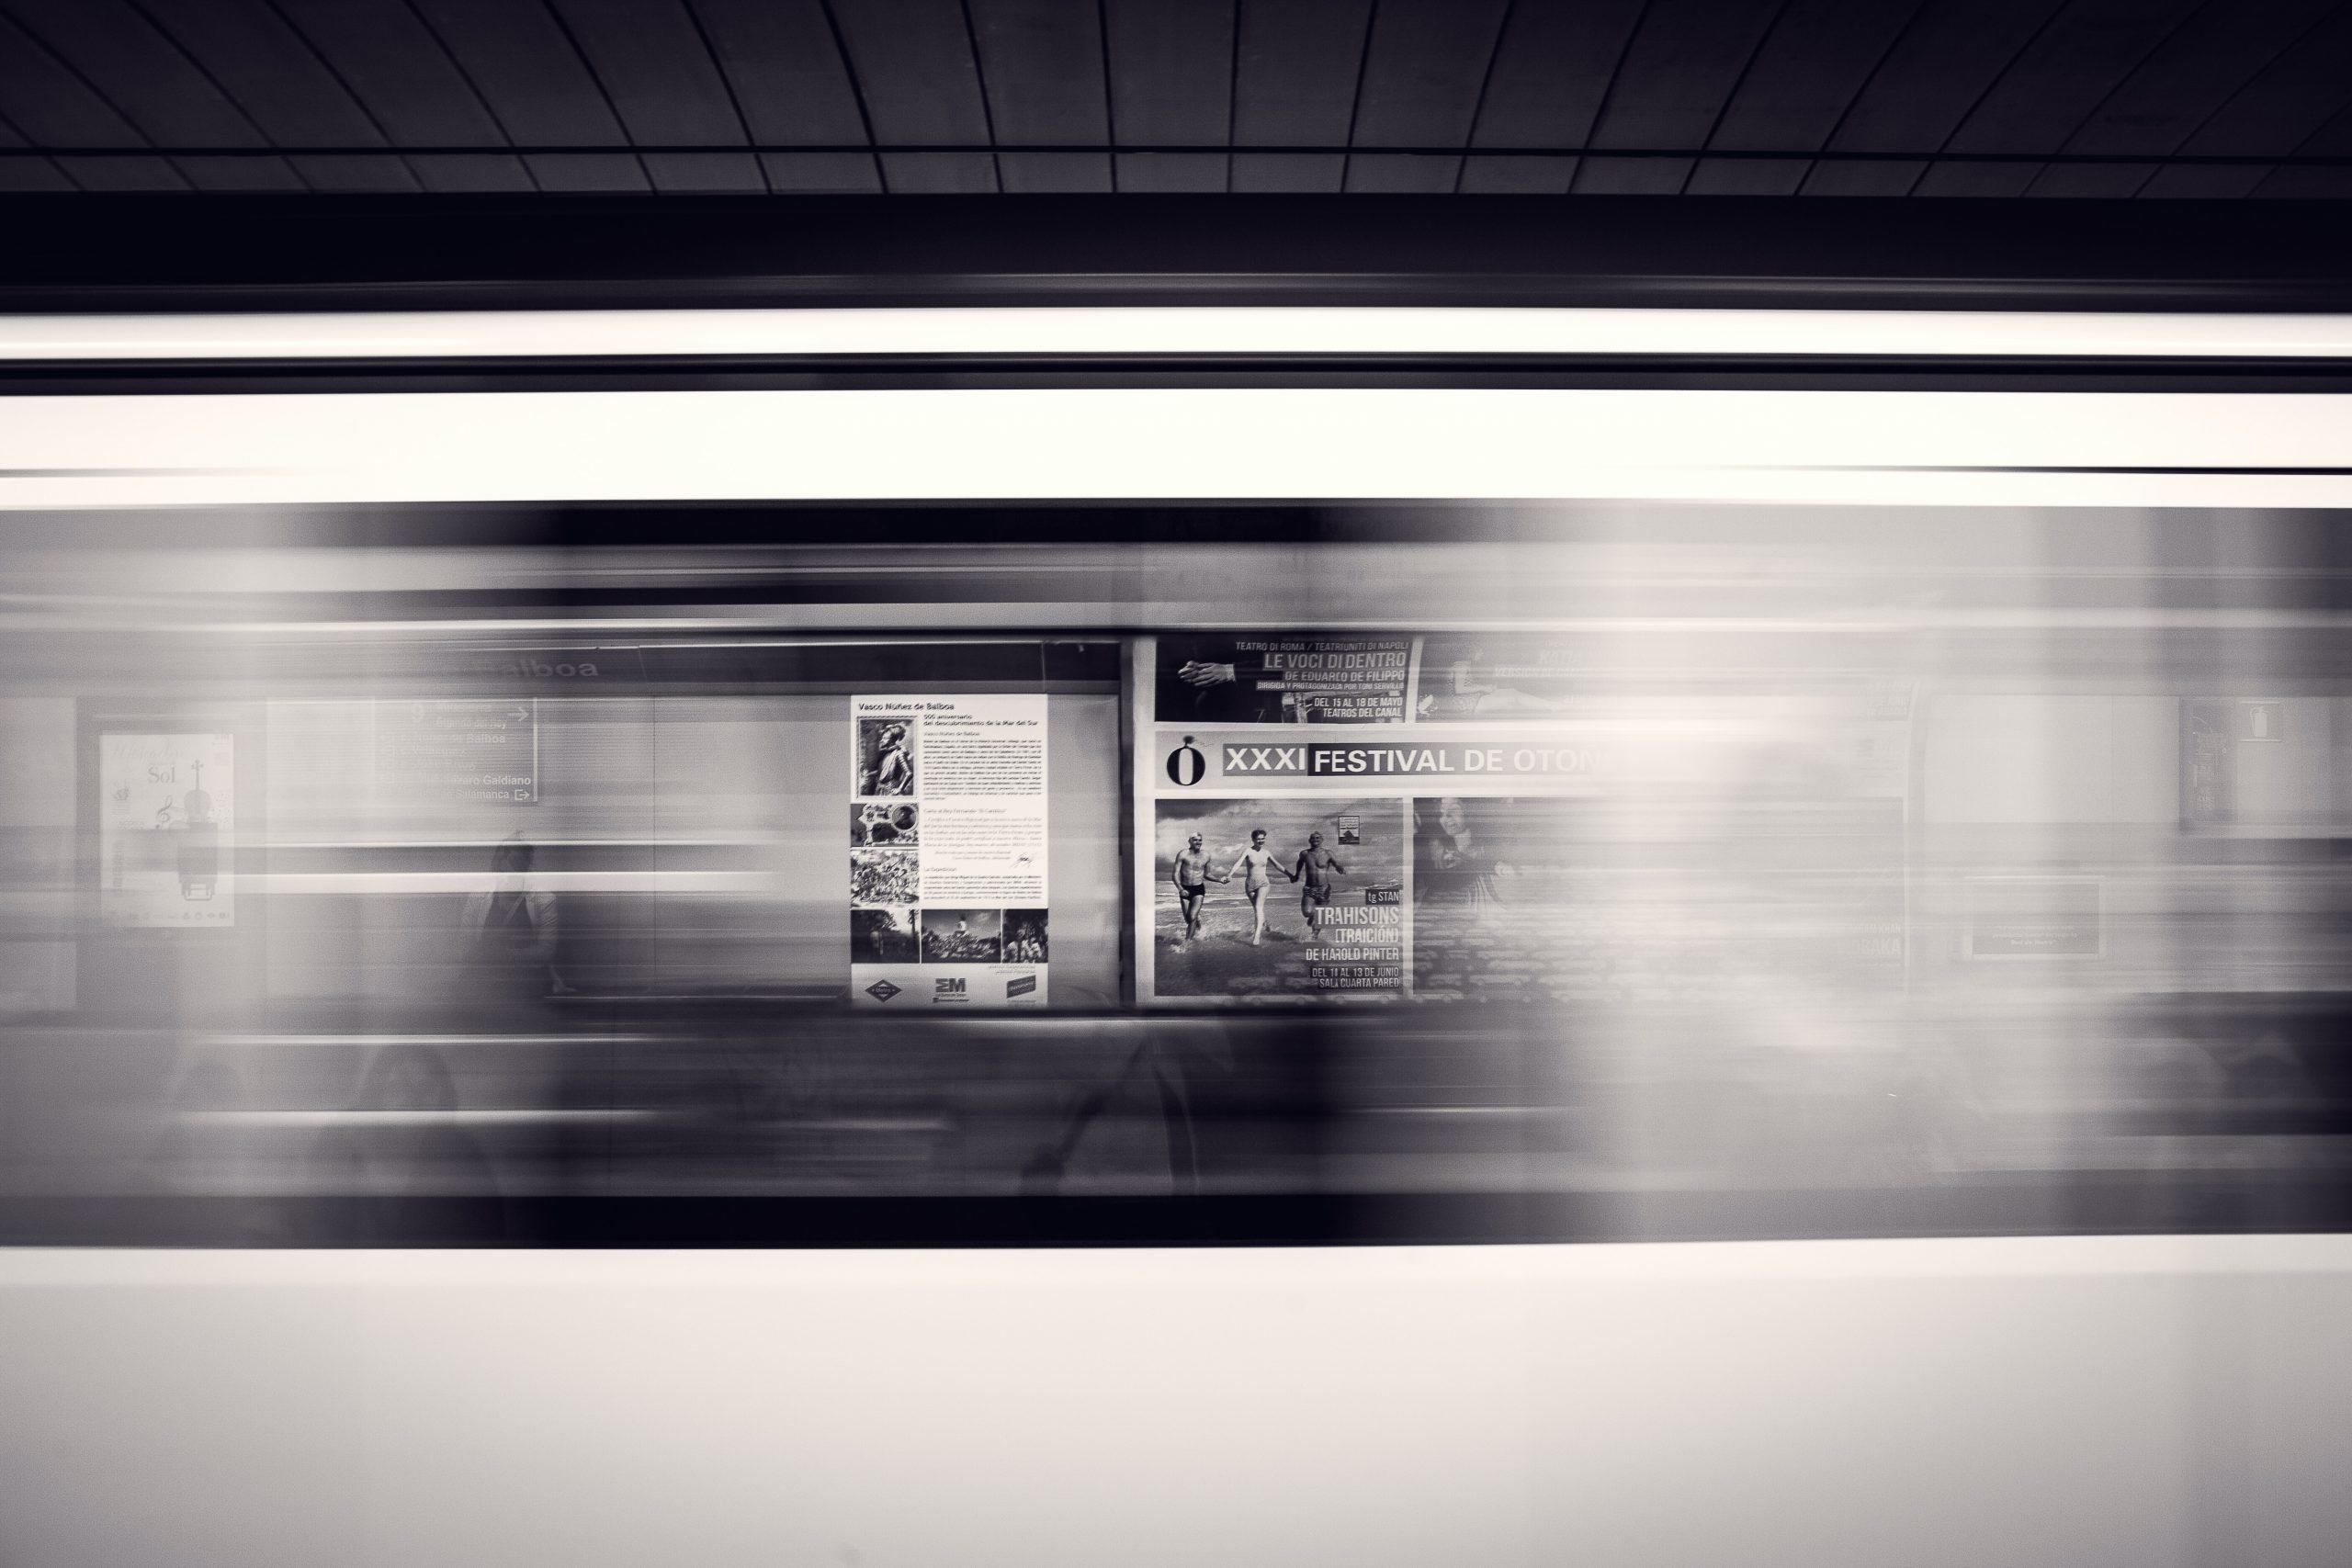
[2150,5,2352,197]
[1231,0,1374,194]
[1458,0,1647,194]
[1578,0,1788,195]
[1913,159,2045,198]
[827,0,999,193]
[1457,153,1578,196]
[3,0,305,189]
[2278,102,2352,164]
[544,0,763,191]
[2050,0,2336,152]
[2018,0,2338,197]
[740,151,884,194]
[0,103,74,190]
[1347,152,1459,194]
[2171,5,2352,152]
[2256,164,2352,199]
[130,0,418,192]
[0,12,187,190]
[1800,0,2062,196]
[2027,160,2159,198]
[1231,151,1343,194]
[683,0,882,193]
[406,0,650,191]
[0,0,2343,199]
[2252,53,2352,198]
[968,0,1111,191]
[1688,156,1816,197]
[1684,0,1924,195]
[1916,0,2205,197]
[1345,0,1508,192]
[996,148,1110,192]
[271,0,537,193]
[2136,164,2270,198]
[1102,0,1231,192]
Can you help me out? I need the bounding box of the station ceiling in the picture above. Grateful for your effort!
[2,0,2349,198]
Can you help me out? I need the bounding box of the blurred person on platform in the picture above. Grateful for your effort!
[458,833,568,1003]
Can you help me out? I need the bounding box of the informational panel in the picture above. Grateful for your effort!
[1135,635,1909,1007]
[374,698,538,805]
[100,732,234,927]
[1966,877,2105,960]
[851,694,1049,1008]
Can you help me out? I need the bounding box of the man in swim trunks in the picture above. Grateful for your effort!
[1228,828,1295,946]
[1170,832,1225,946]
[1293,830,1350,929]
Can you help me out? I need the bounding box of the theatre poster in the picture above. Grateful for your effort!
[1133,634,1909,1008]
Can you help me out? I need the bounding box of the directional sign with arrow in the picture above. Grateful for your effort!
[375,698,540,806]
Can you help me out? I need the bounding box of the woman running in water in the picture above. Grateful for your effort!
[1227,828,1296,946]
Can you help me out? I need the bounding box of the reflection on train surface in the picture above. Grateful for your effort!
[3,502,2350,1245]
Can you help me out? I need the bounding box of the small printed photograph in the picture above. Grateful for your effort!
[1413,795,1512,911]
[852,801,921,847]
[1414,635,1576,720]
[851,906,920,964]
[1154,634,1412,725]
[1153,796,1405,999]
[855,716,918,797]
[851,847,920,908]
[1001,908,1049,964]
[921,908,1001,964]
[1408,795,1905,1003]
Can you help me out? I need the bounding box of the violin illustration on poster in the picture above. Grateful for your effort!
[99,733,234,927]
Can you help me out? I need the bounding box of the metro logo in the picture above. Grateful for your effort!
[864,979,902,1002]
[1222,744,1309,775]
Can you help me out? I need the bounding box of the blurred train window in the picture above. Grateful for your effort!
[2,500,2350,1244]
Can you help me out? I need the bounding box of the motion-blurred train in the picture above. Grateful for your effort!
[3,296,2350,1567]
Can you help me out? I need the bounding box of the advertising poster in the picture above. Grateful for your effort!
[851,694,1048,1008]
[1136,636,1909,1007]
[1152,795,1406,1001]
[1154,634,1413,725]
[100,732,235,928]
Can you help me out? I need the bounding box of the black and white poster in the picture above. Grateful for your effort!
[851,694,1048,1008]
[1135,635,1909,1007]
[1151,795,1406,1000]
[100,732,235,928]
[1154,635,1413,725]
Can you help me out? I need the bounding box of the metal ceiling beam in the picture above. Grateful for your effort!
[0,193,2347,313]
[6,142,2352,167]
